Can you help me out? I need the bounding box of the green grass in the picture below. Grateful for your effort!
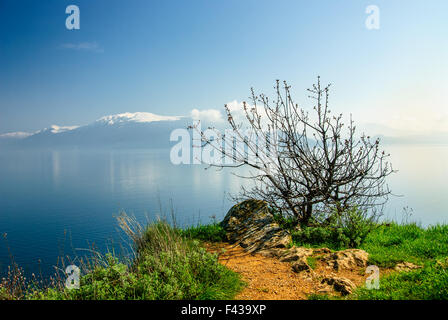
[306,256,317,269]
[360,223,448,268]
[180,223,227,243]
[352,259,448,300]
[351,223,448,300]
[1,220,244,300]
[307,293,333,300]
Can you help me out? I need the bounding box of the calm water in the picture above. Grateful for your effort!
[0,145,447,277]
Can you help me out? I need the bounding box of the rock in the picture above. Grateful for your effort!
[220,200,291,253]
[321,249,369,271]
[394,262,422,272]
[312,248,332,255]
[316,284,333,294]
[258,248,285,259]
[279,247,313,263]
[321,276,356,295]
[291,259,311,273]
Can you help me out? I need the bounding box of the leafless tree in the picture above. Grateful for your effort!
[193,78,395,226]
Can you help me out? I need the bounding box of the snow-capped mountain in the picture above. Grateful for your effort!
[0,112,189,149]
[36,125,80,134]
[0,131,33,139]
[94,112,181,126]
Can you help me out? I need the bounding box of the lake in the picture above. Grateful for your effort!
[0,145,447,277]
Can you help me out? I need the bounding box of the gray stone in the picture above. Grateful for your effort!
[394,262,422,272]
[291,260,312,273]
[321,276,356,295]
[220,200,291,253]
[321,249,369,271]
[279,247,313,263]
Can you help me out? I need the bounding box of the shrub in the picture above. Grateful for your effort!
[33,255,145,300]
[270,207,299,231]
[292,206,375,249]
[331,206,376,248]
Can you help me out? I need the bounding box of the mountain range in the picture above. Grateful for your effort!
[1,111,447,149]
[0,112,192,149]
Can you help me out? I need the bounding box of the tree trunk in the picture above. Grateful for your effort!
[300,201,313,225]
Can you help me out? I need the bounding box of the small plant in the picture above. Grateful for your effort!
[0,264,27,300]
[306,256,317,270]
[330,206,376,248]
[0,233,32,300]
[271,207,299,231]
[292,206,375,249]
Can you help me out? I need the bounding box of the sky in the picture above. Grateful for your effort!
[0,0,447,137]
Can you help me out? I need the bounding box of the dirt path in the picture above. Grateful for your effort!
[206,242,368,300]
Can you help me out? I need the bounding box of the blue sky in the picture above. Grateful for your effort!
[0,0,447,136]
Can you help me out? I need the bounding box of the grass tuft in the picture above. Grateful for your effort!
[180,223,227,243]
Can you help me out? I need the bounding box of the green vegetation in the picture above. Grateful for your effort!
[180,223,227,243]
[361,223,448,268]
[0,221,244,300]
[306,256,317,270]
[307,293,332,300]
[353,259,448,300]
[350,222,448,299]
[287,207,375,249]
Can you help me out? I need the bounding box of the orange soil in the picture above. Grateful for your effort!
[206,242,369,300]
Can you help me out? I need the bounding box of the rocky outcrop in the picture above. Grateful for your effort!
[321,276,356,295]
[220,200,291,253]
[259,247,315,273]
[394,262,422,272]
[321,249,369,271]
[278,247,314,263]
[312,248,332,255]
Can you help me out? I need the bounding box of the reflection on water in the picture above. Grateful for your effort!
[0,148,248,277]
[51,151,60,186]
[0,145,447,277]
